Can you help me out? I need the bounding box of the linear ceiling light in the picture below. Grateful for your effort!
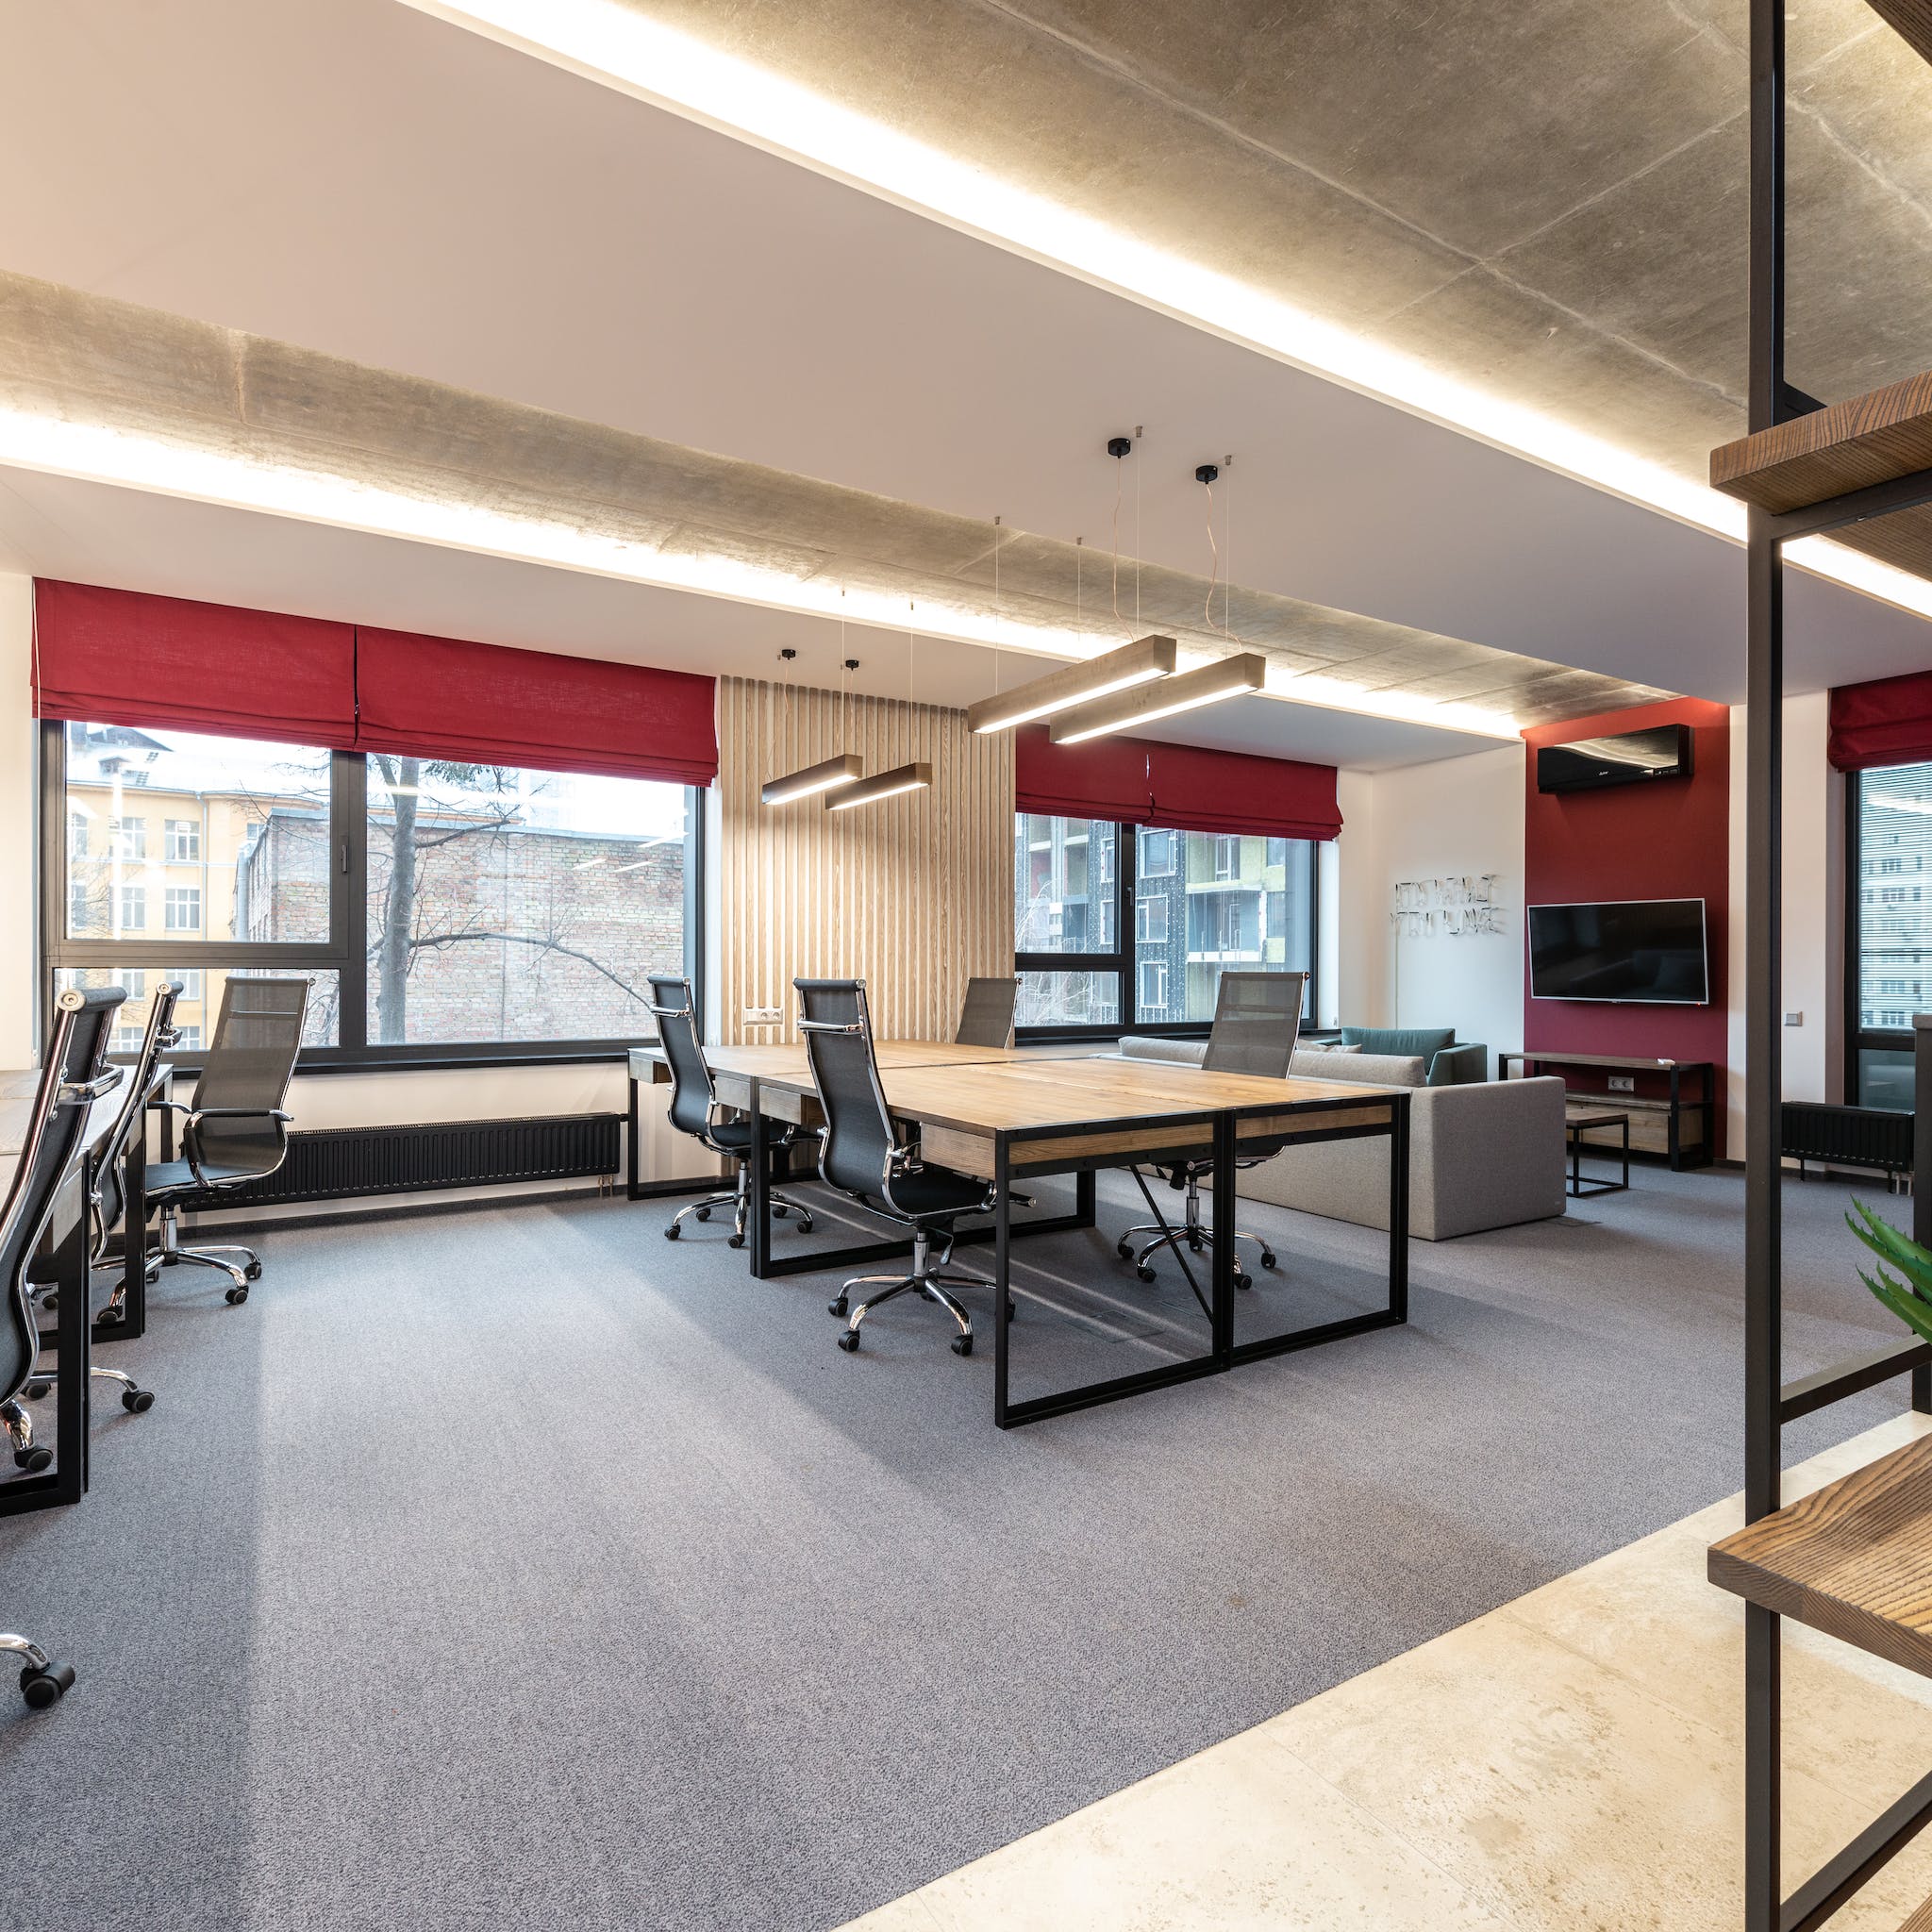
[824,761,932,809]
[402,0,1932,628]
[966,633,1176,733]
[1052,653,1266,744]
[761,752,864,806]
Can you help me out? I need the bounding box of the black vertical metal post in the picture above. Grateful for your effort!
[993,1134,1011,1427]
[52,1171,90,1503]
[1211,1112,1236,1362]
[1744,0,1788,1922]
[747,1079,771,1280]
[1916,1016,1932,1412]
[1389,1093,1410,1324]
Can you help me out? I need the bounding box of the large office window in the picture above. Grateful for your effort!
[1848,764,1932,1107]
[363,755,691,1045]
[1014,813,1318,1037]
[44,721,702,1063]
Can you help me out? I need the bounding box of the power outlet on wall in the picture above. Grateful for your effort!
[1607,1074,1635,1093]
[742,1005,783,1025]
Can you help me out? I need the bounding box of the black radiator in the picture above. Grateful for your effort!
[178,1114,623,1209]
[1780,1102,1912,1178]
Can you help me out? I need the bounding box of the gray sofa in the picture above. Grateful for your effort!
[1117,1038,1567,1241]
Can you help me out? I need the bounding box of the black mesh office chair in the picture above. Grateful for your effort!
[1117,971,1306,1291]
[955,976,1019,1049]
[1,987,131,1708]
[797,977,1010,1357]
[649,975,814,1245]
[143,975,308,1306]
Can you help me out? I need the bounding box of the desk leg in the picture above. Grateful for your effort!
[747,1081,771,1280]
[1389,1095,1410,1324]
[626,1074,642,1200]
[993,1134,1011,1429]
[1211,1113,1235,1363]
[55,1184,90,1507]
[1074,1167,1095,1230]
[104,1124,149,1342]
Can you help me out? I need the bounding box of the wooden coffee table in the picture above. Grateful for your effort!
[1566,1105,1631,1197]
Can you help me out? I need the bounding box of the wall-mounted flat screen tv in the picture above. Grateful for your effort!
[1527,898,1709,1005]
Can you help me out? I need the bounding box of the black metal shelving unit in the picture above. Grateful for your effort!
[1725,2,1932,1924]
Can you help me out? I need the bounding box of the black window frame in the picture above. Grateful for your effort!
[1845,764,1917,1105]
[41,722,706,1072]
[1014,812,1321,1044]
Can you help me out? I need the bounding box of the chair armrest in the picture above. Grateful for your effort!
[1428,1042,1489,1086]
[178,1108,294,1188]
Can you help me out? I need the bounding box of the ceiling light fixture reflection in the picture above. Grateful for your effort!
[402,0,1932,627]
[966,633,1175,733]
[761,752,864,806]
[1052,653,1266,744]
[824,761,931,809]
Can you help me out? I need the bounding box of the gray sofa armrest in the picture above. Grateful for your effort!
[1117,1036,1208,1066]
[1429,1041,1489,1086]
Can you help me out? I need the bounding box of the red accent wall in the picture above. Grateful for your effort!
[1522,697,1730,1153]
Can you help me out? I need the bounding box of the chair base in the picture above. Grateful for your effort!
[1118,1169,1278,1291]
[827,1228,1012,1356]
[662,1166,814,1247]
[1,1398,49,1473]
[21,1364,156,1414]
[145,1207,261,1303]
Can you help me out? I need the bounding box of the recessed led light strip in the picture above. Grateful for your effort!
[401,0,1932,627]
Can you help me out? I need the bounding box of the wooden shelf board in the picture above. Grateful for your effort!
[1708,1430,1932,1681]
[1901,1891,1932,1932]
[1869,0,1932,72]
[1710,369,1932,582]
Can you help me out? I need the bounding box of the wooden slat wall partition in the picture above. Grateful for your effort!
[717,676,1015,1045]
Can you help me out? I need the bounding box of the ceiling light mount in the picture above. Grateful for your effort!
[1194,462,1220,485]
[1107,434,1133,458]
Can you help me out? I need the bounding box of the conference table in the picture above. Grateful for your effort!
[637,1040,1411,1427]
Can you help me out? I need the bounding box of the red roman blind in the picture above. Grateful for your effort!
[1015,724,1342,836]
[1013,725,1153,824]
[1145,740,1343,841]
[32,579,358,748]
[354,627,718,786]
[1829,669,1932,772]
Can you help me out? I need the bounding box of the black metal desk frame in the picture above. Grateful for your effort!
[1565,1112,1631,1198]
[743,1078,1409,1429]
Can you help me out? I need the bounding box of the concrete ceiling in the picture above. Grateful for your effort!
[0,0,1928,766]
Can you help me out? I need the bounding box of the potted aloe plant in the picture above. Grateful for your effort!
[1848,1200,1932,1344]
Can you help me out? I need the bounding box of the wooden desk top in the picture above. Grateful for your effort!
[635,1040,1095,1087]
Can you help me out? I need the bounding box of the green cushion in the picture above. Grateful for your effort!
[1341,1025,1455,1061]
[1426,1041,1490,1087]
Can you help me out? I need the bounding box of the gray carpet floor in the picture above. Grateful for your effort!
[0,1161,1911,1930]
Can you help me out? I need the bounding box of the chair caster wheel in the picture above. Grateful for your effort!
[24,1381,50,1403]
[13,1445,51,1473]
[225,1285,249,1306]
[1260,1251,1277,1271]
[1187,1237,1205,1253]
[20,1662,74,1708]
[122,1388,155,1414]
[664,1224,680,1240]
[726,1232,745,1249]
[694,1206,711,1223]
[1115,1241,1133,1259]
[837,1330,860,1353]
[828,1295,848,1318]
[1136,1265,1157,1283]
[771,1204,789,1218]
[1234,1272,1253,1291]
[798,1218,814,1233]
[39,1291,57,1316]
[951,1334,973,1357]
[244,1260,262,1281]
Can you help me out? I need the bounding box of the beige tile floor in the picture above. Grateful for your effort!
[841,1413,1932,1932]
